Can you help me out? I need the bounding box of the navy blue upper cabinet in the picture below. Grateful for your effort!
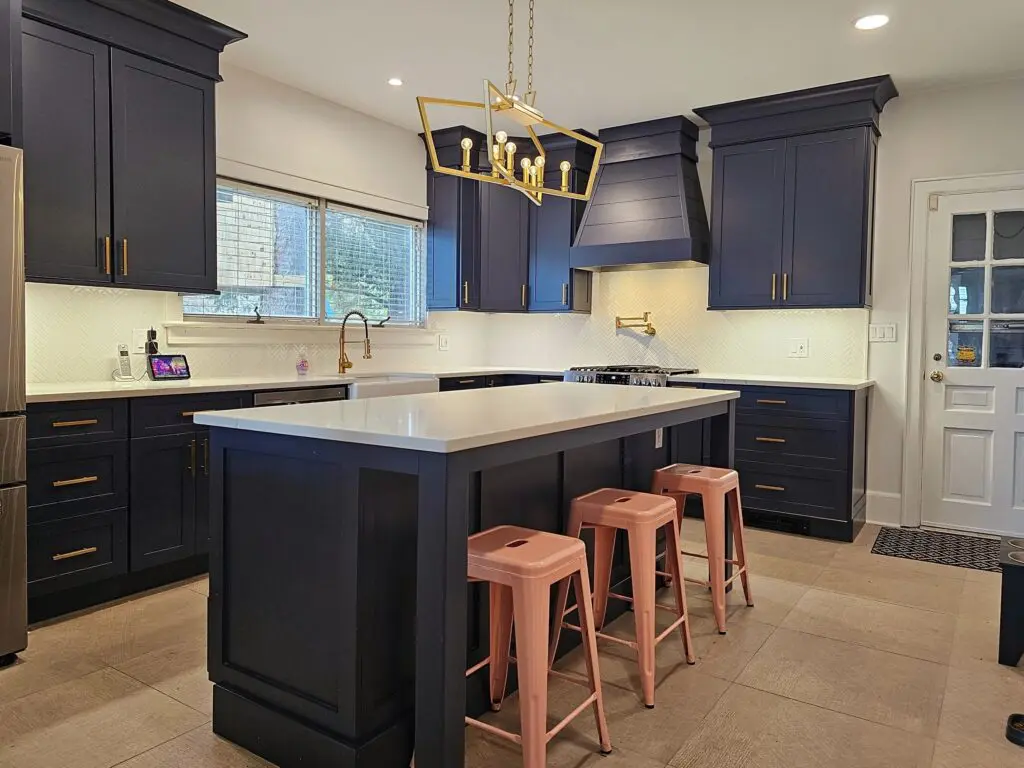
[19,1,243,292]
[479,180,529,312]
[697,76,896,310]
[710,139,786,308]
[528,132,594,312]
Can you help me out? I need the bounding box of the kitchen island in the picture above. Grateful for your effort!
[196,383,739,768]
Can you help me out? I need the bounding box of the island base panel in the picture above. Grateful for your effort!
[213,684,412,768]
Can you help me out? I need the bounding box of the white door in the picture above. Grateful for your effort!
[922,189,1024,536]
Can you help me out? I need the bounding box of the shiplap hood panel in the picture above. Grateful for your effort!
[570,116,709,270]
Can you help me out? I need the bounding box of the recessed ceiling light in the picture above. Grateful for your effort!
[854,14,889,30]
[387,77,403,87]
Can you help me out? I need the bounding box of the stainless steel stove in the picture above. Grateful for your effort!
[563,365,699,387]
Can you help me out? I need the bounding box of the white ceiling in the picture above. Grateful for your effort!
[179,0,1024,132]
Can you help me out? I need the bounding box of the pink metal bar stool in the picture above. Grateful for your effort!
[651,463,754,634]
[465,525,612,767]
[551,489,695,709]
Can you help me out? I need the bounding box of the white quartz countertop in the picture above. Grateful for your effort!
[668,373,874,390]
[193,383,740,453]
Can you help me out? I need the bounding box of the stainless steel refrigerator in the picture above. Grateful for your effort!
[0,145,25,667]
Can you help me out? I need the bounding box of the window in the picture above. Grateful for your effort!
[183,180,426,325]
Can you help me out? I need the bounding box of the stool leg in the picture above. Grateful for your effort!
[549,506,585,667]
[489,582,514,710]
[512,579,551,768]
[704,490,728,634]
[572,568,613,754]
[591,526,617,629]
[627,528,658,708]
[664,517,695,664]
[729,487,754,607]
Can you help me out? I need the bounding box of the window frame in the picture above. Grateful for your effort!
[184,178,427,327]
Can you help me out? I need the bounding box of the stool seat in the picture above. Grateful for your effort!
[572,489,677,528]
[469,526,585,581]
[659,463,738,488]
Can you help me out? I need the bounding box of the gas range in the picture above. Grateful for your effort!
[563,365,699,387]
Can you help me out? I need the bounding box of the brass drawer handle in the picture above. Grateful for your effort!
[52,419,99,428]
[52,475,99,488]
[756,399,787,405]
[458,379,476,385]
[755,437,787,444]
[181,411,198,418]
[754,484,786,492]
[52,546,98,562]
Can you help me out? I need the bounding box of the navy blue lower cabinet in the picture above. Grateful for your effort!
[129,433,197,570]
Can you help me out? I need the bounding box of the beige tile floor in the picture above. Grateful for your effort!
[0,523,1021,767]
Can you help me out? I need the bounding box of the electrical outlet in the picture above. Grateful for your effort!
[654,428,663,450]
[788,338,809,358]
[437,334,450,352]
[132,328,148,353]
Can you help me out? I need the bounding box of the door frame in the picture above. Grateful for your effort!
[901,169,1024,528]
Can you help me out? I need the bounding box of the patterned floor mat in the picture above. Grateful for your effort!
[871,527,1001,572]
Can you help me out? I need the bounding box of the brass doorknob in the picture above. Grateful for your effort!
[930,371,944,383]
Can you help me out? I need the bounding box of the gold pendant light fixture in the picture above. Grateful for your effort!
[417,0,602,206]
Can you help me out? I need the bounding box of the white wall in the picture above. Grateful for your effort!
[25,65,488,383]
[867,78,1024,525]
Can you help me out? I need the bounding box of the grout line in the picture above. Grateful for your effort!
[112,665,213,720]
[107,721,212,768]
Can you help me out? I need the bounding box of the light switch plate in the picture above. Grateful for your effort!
[437,334,450,352]
[788,338,809,358]
[869,323,898,343]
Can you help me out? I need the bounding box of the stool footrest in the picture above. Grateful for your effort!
[546,693,599,743]
[466,716,522,745]
[466,657,491,678]
[655,614,689,645]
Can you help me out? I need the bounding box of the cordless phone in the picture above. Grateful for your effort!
[116,344,134,380]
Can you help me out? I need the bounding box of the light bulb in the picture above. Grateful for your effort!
[520,158,532,169]
[460,138,473,150]
[559,161,571,172]
[534,156,545,168]
[495,130,508,144]
[505,142,516,154]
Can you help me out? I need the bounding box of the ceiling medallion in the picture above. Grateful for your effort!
[417,0,602,206]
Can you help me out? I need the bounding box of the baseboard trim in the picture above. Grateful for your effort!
[867,490,902,527]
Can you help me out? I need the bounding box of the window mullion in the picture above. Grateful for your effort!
[319,198,328,325]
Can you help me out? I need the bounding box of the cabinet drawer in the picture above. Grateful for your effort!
[439,376,485,391]
[737,386,849,420]
[735,415,849,469]
[28,509,128,596]
[130,392,253,437]
[27,400,128,446]
[737,460,848,521]
[27,441,128,523]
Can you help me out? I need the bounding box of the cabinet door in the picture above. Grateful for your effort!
[194,431,211,555]
[426,173,479,310]
[129,433,196,570]
[110,49,215,292]
[709,139,786,309]
[529,194,591,312]
[21,21,112,284]
[781,128,870,307]
[479,182,529,312]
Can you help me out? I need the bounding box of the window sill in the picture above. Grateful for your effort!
[164,320,436,348]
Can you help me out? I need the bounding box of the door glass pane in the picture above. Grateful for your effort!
[990,321,1024,368]
[952,213,987,261]
[994,211,1024,260]
[948,320,983,367]
[991,266,1024,314]
[949,268,984,315]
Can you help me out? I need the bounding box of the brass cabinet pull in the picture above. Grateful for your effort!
[755,437,787,444]
[52,475,99,488]
[203,438,209,476]
[783,272,788,301]
[52,546,98,562]
[771,273,777,301]
[187,440,196,477]
[463,281,469,305]
[521,284,527,307]
[755,484,786,492]
[756,399,787,405]
[52,419,98,428]
[121,238,128,276]
[458,379,476,385]
[181,411,197,418]
[562,283,568,306]
[104,236,112,275]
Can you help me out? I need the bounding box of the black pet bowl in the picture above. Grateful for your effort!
[1008,714,1024,747]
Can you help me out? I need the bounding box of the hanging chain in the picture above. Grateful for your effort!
[526,0,535,102]
[506,0,516,95]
